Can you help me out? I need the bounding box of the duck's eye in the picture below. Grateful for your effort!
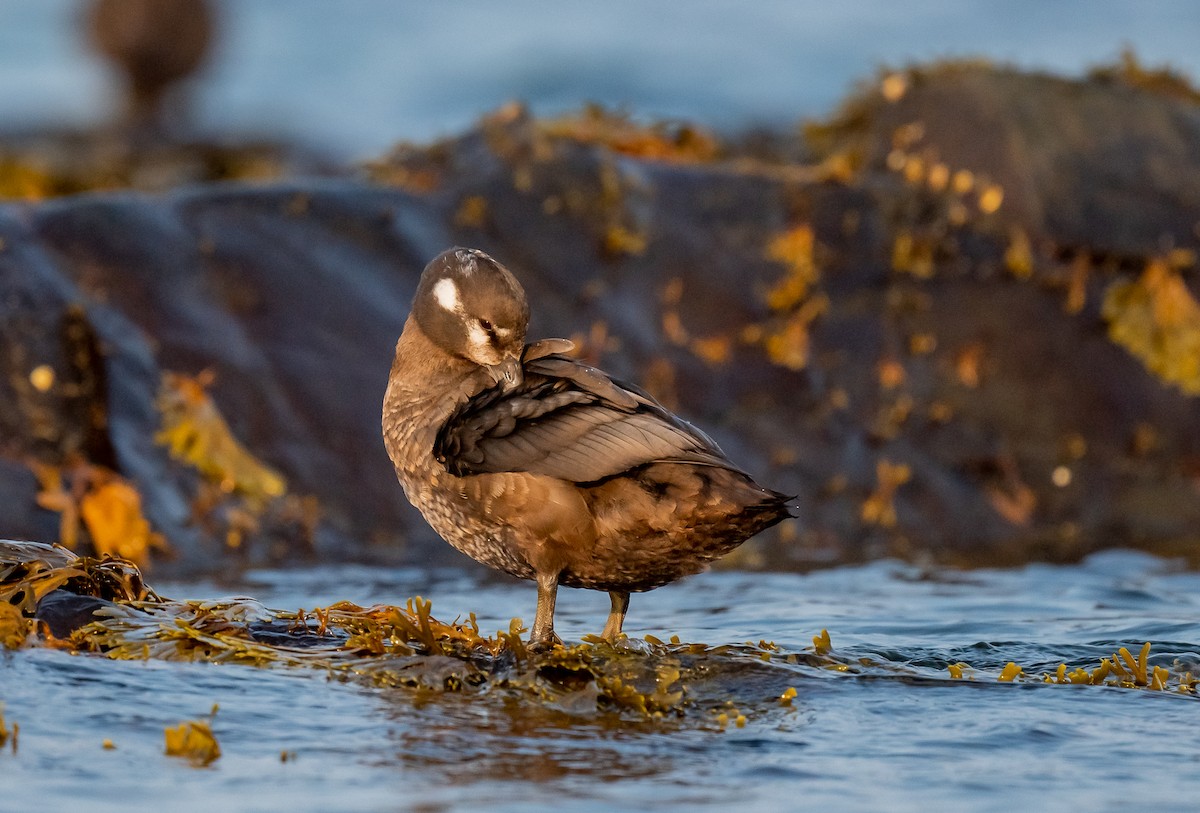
[477,318,497,341]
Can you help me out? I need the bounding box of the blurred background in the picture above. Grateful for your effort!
[3,0,1199,158]
[2,0,1200,572]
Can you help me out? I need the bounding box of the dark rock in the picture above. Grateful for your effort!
[35,589,117,639]
[808,61,1200,258]
[2,182,446,572]
[248,619,348,648]
[0,63,1198,573]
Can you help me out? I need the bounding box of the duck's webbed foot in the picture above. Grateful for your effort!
[528,630,563,653]
[601,591,630,641]
[529,570,562,651]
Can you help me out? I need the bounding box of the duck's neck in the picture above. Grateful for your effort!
[387,314,476,396]
[383,315,479,466]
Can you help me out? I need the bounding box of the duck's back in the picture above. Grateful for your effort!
[434,343,794,591]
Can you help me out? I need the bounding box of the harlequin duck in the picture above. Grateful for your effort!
[383,248,794,647]
[86,0,214,133]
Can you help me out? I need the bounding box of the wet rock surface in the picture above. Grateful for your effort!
[810,61,1200,257]
[1,62,1198,573]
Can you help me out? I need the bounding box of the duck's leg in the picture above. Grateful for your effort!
[601,590,630,641]
[530,570,562,649]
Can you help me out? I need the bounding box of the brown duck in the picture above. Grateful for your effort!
[383,248,794,646]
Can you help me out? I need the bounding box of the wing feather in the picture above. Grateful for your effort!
[434,345,735,482]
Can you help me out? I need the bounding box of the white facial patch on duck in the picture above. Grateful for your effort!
[465,321,501,365]
[433,278,462,313]
[466,322,490,351]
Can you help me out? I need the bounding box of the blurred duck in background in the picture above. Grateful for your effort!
[85,0,215,138]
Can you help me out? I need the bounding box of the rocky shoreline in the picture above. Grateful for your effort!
[1,61,1198,573]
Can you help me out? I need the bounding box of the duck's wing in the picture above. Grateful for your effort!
[434,341,735,483]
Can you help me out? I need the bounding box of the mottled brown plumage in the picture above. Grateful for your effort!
[383,248,793,645]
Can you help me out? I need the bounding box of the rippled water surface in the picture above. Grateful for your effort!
[3,551,1200,813]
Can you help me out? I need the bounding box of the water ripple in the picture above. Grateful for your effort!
[3,550,1200,812]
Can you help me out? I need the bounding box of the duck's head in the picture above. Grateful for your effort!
[413,247,529,390]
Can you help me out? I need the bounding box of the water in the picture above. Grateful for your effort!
[1,1,1198,157]
[3,549,1199,813]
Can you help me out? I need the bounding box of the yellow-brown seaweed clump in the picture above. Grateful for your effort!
[0,141,289,201]
[947,640,1198,694]
[1103,254,1200,396]
[1088,48,1200,106]
[0,705,16,753]
[3,540,1196,749]
[31,460,167,569]
[0,540,156,620]
[0,602,31,649]
[760,225,829,371]
[538,105,721,164]
[156,371,287,501]
[164,707,221,767]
